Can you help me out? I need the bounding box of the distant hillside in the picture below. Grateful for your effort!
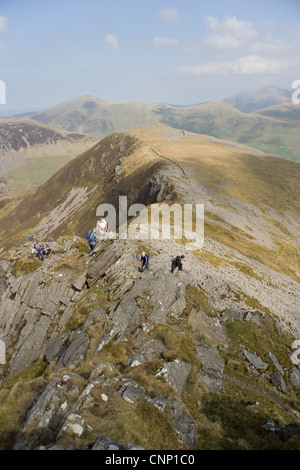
[30,94,300,163]
[32,95,173,139]
[255,101,300,123]
[224,86,291,113]
[0,119,97,194]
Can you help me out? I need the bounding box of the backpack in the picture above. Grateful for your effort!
[87,230,94,243]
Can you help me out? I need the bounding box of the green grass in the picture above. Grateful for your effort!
[3,155,74,195]
[0,361,47,449]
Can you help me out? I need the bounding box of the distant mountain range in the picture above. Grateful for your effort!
[29,87,299,163]
[223,86,292,113]
[0,85,298,196]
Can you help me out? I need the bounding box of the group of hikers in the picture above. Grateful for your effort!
[87,216,109,252]
[137,252,185,274]
[87,217,186,274]
[28,236,54,261]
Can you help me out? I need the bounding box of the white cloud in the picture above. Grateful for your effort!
[156,8,180,23]
[0,16,8,35]
[179,55,284,76]
[104,33,119,52]
[205,15,257,40]
[153,37,179,47]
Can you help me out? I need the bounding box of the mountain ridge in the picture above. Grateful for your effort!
[0,125,299,450]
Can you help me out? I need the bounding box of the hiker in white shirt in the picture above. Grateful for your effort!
[96,216,108,238]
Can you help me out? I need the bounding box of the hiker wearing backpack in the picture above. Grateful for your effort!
[87,229,97,252]
[138,251,149,272]
[171,255,185,273]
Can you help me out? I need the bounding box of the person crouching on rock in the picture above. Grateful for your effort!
[138,252,149,272]
[171,255,185,273]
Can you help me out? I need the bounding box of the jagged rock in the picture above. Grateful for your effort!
[270,372,287,393]
[129,339,165,367]
[86,241,124,287]
[266,352,284,375]
[91,434,142,450]
[118,380,147,404]
[22,374,85,434]
[261,419,276,432]
[261,419,300,442]
[59,413,86,437]
[243,311,262,327]
[242,349,268,371]
[54,308,106,371]
[45,332,70,363]
[165,398,198,449]
[196,342,225,393]
[156,359,191,396]
[95,268,195,354]
[71,272,87,292]
[290,366,300,389]
[149,396,198,449]
[188,307,228,348]
[9,312,51,377]
[221,309,244,321]
[277,422,300,441]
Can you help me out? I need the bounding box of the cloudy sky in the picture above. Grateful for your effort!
[0,0,299,113]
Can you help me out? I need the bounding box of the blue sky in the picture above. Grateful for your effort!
[0,0,299,113]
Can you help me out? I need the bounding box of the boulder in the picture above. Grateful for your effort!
[270,372,287,393]
[290,366,300,389]
[266,352,284,375]
[188,307,228,348]
[196,342,225,393]
[242,349,268,371]
[156,359,191,396]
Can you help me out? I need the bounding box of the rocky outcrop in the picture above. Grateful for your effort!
[0,234,299,451]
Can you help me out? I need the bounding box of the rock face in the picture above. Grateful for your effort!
[0,235,299,451]
[196,342,225,394]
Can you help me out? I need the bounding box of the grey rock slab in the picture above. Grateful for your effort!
[290,366,300,389]
[118,380,147,404]
[71,272,87,292]
[45,332,70,363]
[156,359,191,396]
[188,307,228,348]
[196,342,225,393]
[266,352,284,375]
[270,372,287,393]
[242,349,268,371]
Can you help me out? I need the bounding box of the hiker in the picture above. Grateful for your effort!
[46,243,52,256]
[29,246,36,259]
[138,251,149,272]
[170,255,185,273]
[87,229,97,252]
[96,216,108,238]
[37,245,45,261]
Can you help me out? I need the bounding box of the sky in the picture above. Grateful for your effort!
[0,0,299,114]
